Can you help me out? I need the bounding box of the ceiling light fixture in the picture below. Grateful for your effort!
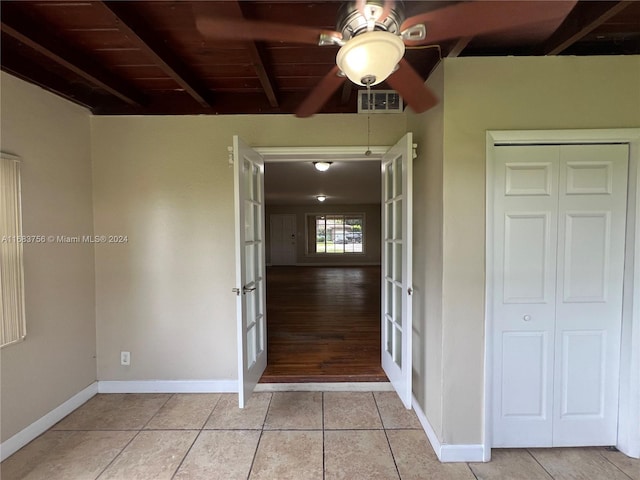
[316,195,327,202]
[336,31,405,86]
[314,161,332,172]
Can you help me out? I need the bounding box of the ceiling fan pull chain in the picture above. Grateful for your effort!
[366,84,372,156]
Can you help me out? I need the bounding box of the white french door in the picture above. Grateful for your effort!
[381,133,413,409]
[234,136,414,410]
[233,136,267,408]
[492,143,629,447]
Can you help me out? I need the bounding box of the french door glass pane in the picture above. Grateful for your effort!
[394,157,403,196]
[393,244,402,282]
[394,201,403,240]
[386,163,394,199]
[246,325,256,366]
[245,245,255,282]
[245,201,254,241]
[393,326,402,367]
[394,285,403,327]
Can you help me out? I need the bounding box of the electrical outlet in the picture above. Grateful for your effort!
[120,351,130,366]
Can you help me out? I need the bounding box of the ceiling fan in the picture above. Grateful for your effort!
[195,1,575,117]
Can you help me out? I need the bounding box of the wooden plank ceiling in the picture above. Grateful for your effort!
[1,1,638,115]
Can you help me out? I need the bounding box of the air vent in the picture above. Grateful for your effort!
[358,90,403,114]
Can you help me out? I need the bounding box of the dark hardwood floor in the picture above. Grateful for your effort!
[260,266,387,383]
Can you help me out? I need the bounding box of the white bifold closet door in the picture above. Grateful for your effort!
[492,143,628,447]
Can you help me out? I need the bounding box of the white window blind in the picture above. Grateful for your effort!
[0,153,26,347]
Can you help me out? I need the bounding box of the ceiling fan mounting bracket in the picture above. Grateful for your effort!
[337,1,405,42]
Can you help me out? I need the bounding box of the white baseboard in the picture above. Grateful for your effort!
[439,444,487,463]
[97,379,238,393]
[412,394,487,463]
[255,382,392,392]
[1,382,98,462]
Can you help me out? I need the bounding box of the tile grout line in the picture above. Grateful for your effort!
[322,392,326,480]
[246,392,274,480]
[468,464,481,480]
[526,448,556,479]
[596,448,634,480]
[169,429,202,480]
[91,394,174,480]
[94,430,142,479]
[141,393,175,430]
[169,394,223,480]
[94,393,175,480]
[200,392,225,429]
[372,392,402,480]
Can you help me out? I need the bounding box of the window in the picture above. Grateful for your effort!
[1,153,26,347]
[308,214,364,254]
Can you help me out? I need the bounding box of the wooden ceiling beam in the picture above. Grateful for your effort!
[92,91,356,116]
[0,8,145,107]
[537,1,633,55]
[230,1,280,107]
[1,53,97,111]
[246,42,279,108]
[100,1,214,108]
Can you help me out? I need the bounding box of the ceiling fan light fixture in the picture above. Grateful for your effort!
[336,31,405,86]
[314,161,332,172]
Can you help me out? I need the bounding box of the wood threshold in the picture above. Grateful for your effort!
[259,373,388,383]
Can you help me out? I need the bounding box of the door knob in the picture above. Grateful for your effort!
[523,314,532,321]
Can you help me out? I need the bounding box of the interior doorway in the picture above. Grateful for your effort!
[261,157,385,382]
[233,137,414,407]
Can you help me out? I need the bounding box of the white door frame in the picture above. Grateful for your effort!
[484,129,640,461]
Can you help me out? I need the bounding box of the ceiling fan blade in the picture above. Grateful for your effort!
[195,16,341,45]
[296,66,346,118]
[402,1,576,44]
[386,59,438,114]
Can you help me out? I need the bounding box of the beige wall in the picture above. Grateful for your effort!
[0,73,96,442]
[265,204,381,265]
[407,62,445,439]
[90,114,406,381]
[439,55,640,444]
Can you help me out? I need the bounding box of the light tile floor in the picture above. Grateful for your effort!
[1,391,638,480]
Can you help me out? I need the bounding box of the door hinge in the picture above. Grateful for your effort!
[228,146,234,167]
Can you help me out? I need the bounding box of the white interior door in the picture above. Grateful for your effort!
[233,136,267,408]
[553,144,628,446]
[492,145,559,447]
[381,133,413,409]
[270,214,297,265]
[492,143,628,447]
